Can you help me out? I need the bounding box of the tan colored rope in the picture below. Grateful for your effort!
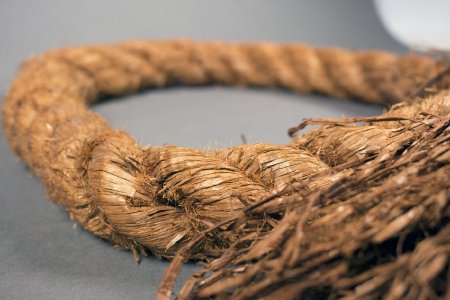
[2,39,450,263]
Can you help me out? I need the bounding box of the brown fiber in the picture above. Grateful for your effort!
[2,40,449,299]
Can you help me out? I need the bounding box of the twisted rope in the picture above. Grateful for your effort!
[2,40,449,264]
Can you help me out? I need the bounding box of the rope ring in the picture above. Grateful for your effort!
[2,41,449,297]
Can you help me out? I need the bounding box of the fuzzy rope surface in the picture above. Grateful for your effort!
[2,40,450,299]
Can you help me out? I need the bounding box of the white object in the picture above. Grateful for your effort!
[374,0,450,51]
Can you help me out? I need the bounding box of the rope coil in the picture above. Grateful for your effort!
[2,40,449,299]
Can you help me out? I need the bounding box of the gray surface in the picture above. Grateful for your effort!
[0,1,403,299]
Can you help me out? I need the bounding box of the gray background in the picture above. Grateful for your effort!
[0,1,404,299]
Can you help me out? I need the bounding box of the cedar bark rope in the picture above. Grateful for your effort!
[2,40,449,299]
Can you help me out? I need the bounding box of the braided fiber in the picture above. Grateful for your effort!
[2,40,450,299]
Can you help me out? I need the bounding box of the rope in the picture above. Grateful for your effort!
[2,39,449,263]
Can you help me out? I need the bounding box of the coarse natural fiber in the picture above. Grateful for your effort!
[2,40,449,299]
